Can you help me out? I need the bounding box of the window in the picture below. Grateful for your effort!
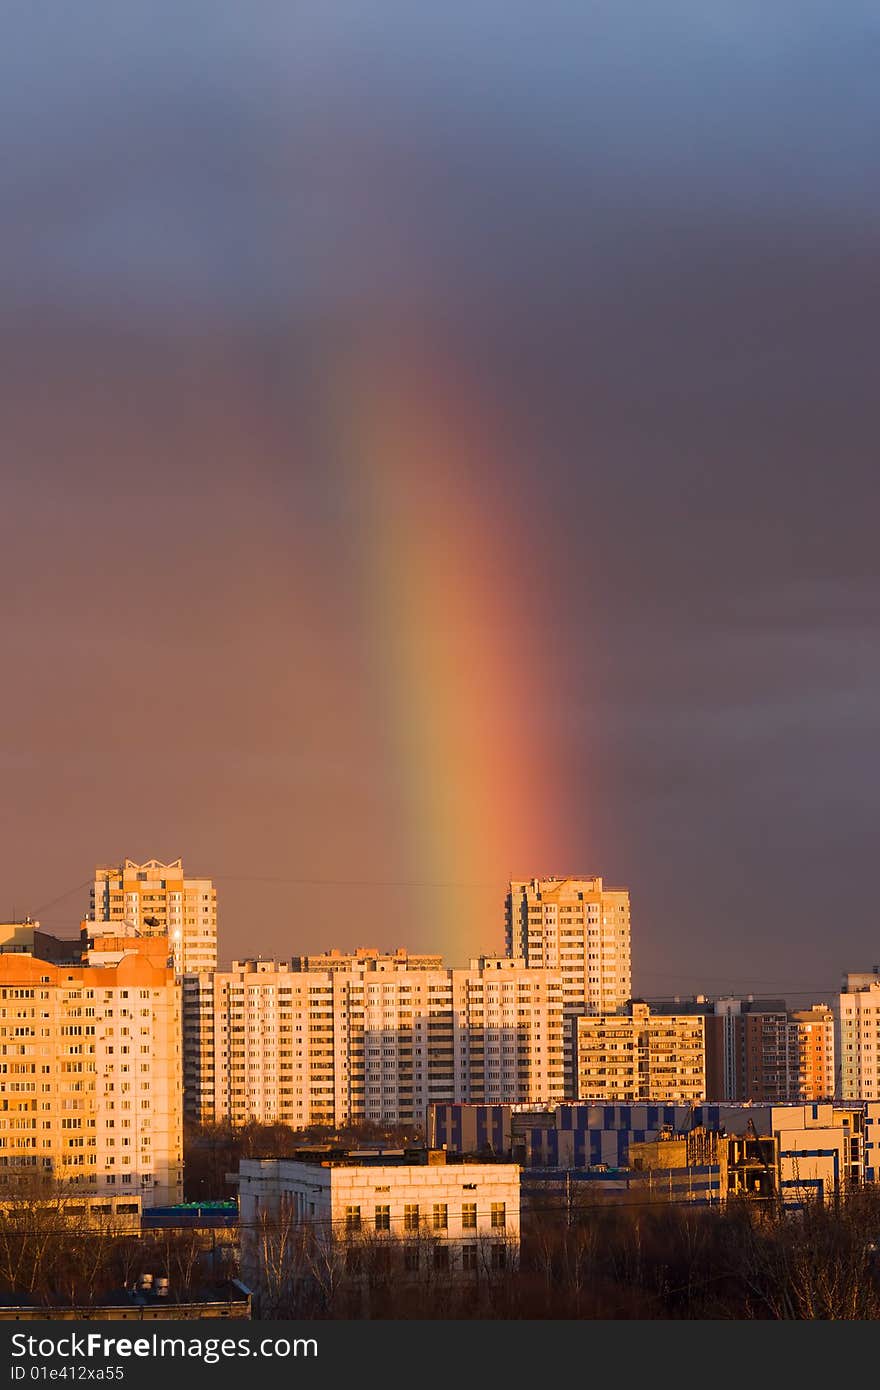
[433,1244,449,1271]
[404,1203,419,1232]
[374,1204,390,1232]
[344,1205,361,1234]
[432,1203,448,1230]
[462,1243,478,1271]
[462,1202,477,1229]
[491,1202,506,1229]
[491,1244,506,1270]
[404,1244,419,1271]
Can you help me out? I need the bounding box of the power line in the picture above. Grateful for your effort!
[0,1183,869,1238]
[9,880,92,922]
[636,969,838,989]
[212,875,498,889]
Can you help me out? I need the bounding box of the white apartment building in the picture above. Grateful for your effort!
[0,943,183,1205]
[184,955,567,1129]
[575,1002,706,1103]
[235,1155,520,1291]
[837,972,880,1100]
[505,877,632,1093]
[91,859,217,976]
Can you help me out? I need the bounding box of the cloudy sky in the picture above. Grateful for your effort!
[2,2,879,999]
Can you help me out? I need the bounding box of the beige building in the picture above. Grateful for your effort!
[0,922,79,963]
[235,1153,520,1292]
[185,954,567,1129]
[0,941,182,1205]
[90,859,217,977]
[837,972,880,1100]
[575,1002,706,1103]
[291,948,444,972]
[505,877,631,1093]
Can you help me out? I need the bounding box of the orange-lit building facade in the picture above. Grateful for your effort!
[505,877,632,1093]
[653,997,834,1103]
[0,946,183,1204]
[90,858,217,977]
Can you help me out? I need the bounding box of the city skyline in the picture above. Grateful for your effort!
[2,858,863,1008]
[3,5,879,1004]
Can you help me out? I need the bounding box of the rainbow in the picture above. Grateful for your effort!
[327,328,572,965]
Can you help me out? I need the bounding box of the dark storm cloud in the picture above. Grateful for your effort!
[1,3,879,990]
[4,3,880,307]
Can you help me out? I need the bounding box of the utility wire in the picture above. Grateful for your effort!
[212,875,498,889]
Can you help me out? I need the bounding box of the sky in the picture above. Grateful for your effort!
[2,3,879,1002]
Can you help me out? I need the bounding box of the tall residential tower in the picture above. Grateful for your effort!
[0,935,183,1204]
[505,877,632,1094]
[90,858,217,977]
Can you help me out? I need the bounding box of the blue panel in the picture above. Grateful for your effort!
[604,1106,615,1129]
[647,1106,658,1129]
[476,1108,487,1150]
[779,1149,836,1158]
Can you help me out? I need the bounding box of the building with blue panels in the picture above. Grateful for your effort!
[428,1101,880,1208]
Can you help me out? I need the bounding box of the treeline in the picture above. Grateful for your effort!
[184,1119,424,1201]
[0,1211,235,1309]
[4,1171,880,1316]
[248,1188,880,1319]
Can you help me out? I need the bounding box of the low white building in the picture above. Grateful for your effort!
[234,1154,520,1296]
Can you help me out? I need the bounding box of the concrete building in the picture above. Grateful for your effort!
[505,877,631,1093]
[788,1005,835,1103]
[710,997,790,1102]
[575,1002,705,1103]
[0,923,79,964]
[90,859,217,977]
[430,1100,869,1207]
[650,996,835,1102]
[427,1103,515,1157]
[838,972,880,1100]
[234,1152,520,1292]
[184,955,567,1129]
[0,940,183,1205]
[0,1192,142,1235]
[291,948,444,972]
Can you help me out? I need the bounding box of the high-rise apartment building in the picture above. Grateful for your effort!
[838,972,880,1100]
[0,937,183,1204]
[575,1002,705,1103]
[651,996,835,1102]
[505,877,632,1093]
[184,955,567,1129]
[787,1005,835,1103]
[90,859,217,977]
